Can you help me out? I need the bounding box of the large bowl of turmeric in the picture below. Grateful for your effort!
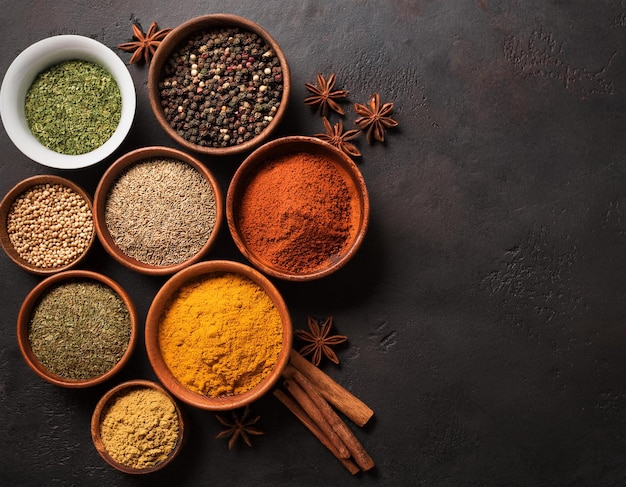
[145,260,292,411]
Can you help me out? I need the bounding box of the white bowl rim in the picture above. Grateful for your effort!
[0,35,136,169]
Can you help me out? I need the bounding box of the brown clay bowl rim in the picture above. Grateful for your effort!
[145,260,293,411]
[0,175,96,275]
[148,14,291,156]
[93,146,224,276]
[91,379,185,474]
[226,136,371,281]
[16,270,138,388]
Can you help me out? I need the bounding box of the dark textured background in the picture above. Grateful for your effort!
[2,1,626,485]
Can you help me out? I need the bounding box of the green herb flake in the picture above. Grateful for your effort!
[24,60,122,155]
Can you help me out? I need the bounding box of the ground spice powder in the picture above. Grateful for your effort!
[237,151,357,274]
[99,386,179,469]
[158,272,283,397]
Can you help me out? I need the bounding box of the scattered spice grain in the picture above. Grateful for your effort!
[7,183,93,269]
[25,60,122,155]
[104,158,216,266]
[236,151,358,274]
[28,279,131,380]
[99,386,179,469]
[158,272,283,397]
[159,27,284,148]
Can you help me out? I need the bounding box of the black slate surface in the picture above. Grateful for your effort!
[2,1,626,485]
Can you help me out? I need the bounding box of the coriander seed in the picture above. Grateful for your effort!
[6,183,93,269]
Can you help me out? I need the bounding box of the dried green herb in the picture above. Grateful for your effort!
[28,279,131,380]
[24,60,122,155]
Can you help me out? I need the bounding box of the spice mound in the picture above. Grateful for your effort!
[159,27,284,148]
[7,183,93,269]
[99,386,180,469]
[104,157,217,266]
[25,60,122,155]
[236,151,359,274]
[28,279,131,380]
[158,272,283,397]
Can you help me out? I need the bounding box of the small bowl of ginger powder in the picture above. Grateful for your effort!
[91,380,184,474]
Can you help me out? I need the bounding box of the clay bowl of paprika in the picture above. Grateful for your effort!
[0,175,96,276]
[91,379,185,474]
[147,14,290,156]
[145,260,293,411]
[226,136,370,281]
[93,146,223,276]
[16,270,138,388]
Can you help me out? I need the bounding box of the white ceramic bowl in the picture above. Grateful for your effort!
[0,35,136,169]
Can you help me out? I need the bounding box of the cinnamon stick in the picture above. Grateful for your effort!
[283,378,351,459]
[273,389,360,475]
[290,349,374,427]
[285,365,375,472]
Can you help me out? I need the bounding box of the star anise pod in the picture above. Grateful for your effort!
[354,93,399,145]
[295,316,348,366]
[118,21,171,64]
[215,405,264,449]
[304,73,349,117]
[315,117,361,158]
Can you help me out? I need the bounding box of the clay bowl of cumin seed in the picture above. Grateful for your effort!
[93,146,223,276]
[0,175,96,275]
[148,14,290,156]
[16,270,138,388]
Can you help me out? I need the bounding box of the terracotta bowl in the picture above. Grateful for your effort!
[91,380,185,474]
[145,260,292,411]
[0,175,96,275]
[148,14,290,156]
[0,35,135,169]
[16,270,138,388]
[93,146,223,276]
[226,136,370,281]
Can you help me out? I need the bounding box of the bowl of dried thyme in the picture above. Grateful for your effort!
[91,380,185,474]
[0,35,136,169]
[16,270,138,388]
[145,260,293,411]
[93,146,223,276]
[0,175,96,275]
[148,14,290,156]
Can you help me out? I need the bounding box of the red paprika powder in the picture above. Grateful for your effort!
[236,151,359,274]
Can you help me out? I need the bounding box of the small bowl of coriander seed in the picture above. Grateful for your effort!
[93,146,223,276]
[0,35,136,169]
[91,380,185,474]
[148,14,290,156]
[0,175,96,275]
[16,270,138,388]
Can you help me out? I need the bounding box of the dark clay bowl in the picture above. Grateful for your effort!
[148,14,290,156]
[226,136,370,281]
[16,270,138,388]
[91,379,185,474]
[145,260,292,411]
[93,146,223,276]
[0,175,95,275]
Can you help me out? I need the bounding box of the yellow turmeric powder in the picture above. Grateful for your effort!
[158,272,283,397]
